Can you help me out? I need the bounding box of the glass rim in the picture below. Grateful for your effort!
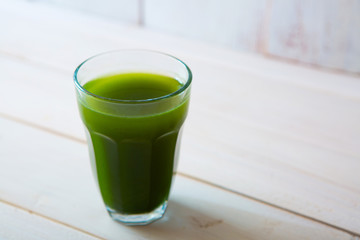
[73,49,192,103]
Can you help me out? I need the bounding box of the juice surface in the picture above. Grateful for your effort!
[78,73,189,214]
[83,72,182,100]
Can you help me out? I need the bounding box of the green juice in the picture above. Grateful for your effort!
[78,73,189,214]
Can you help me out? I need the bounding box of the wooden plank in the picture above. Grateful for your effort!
[1,56,360,236]
[1,0,360,234]
[0,117,354,239]
[1,54,360,159]
[0,57,86,141]
[13,0,140,24]
[0,201,99,240]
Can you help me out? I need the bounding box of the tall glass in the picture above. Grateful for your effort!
[73,50,191,225]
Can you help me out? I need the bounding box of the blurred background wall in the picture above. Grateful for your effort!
[19,0,360,74]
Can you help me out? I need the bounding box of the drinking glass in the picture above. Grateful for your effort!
[73,50,191,225]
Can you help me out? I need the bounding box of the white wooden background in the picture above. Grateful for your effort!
[15,0,360,74]
[1,0,360,239]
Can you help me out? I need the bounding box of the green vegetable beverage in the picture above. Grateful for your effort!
[74,50,192,225]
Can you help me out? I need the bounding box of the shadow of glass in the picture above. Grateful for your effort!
[116,198,345,240]
[128,199,243,240]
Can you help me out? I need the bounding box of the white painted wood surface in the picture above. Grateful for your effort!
[0,118,354,239]
[0,0,360,238]
[0,202,98,240]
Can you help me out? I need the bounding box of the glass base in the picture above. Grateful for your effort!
[107,201,168,226]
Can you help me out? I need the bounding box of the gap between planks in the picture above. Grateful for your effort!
[0,198,104,240]
[0,49,70,75]
[1,112,359,238]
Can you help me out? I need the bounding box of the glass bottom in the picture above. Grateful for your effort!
[107,201,168,226]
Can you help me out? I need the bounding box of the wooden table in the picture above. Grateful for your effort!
[1,1,360,239]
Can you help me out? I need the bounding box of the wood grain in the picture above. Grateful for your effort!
[0,201,99,240]
[0,117,354,239]
[1,0,360,235]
